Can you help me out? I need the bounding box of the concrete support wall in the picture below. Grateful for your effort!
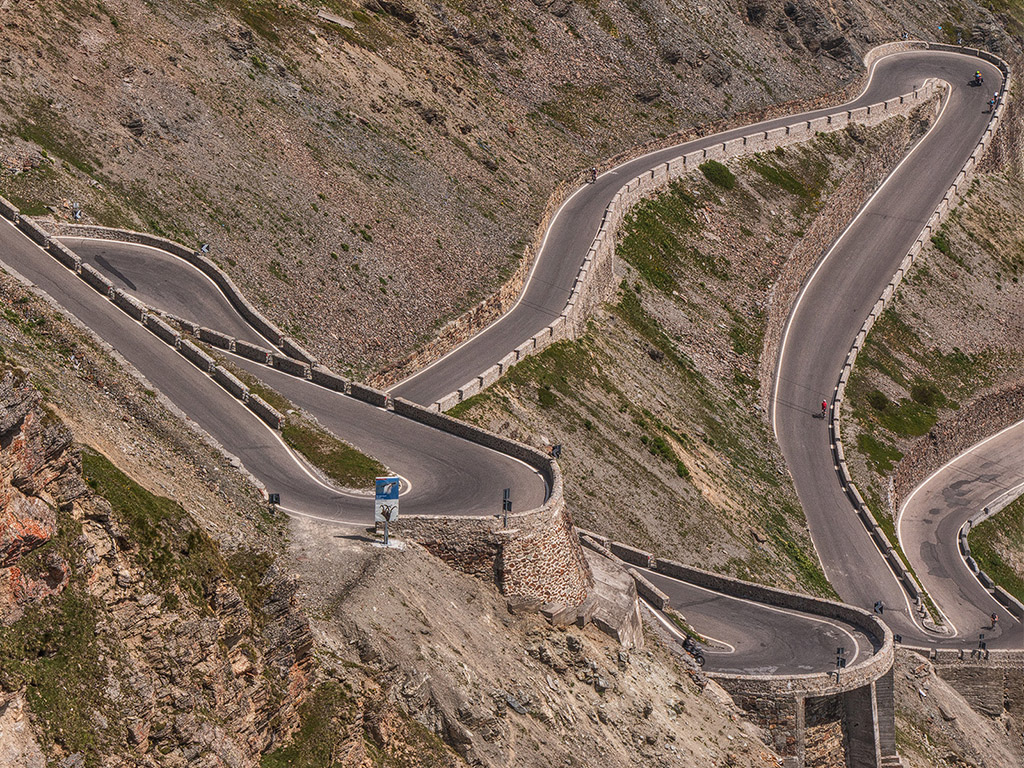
[842,684,879,768]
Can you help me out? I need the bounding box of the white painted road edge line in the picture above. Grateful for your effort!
[639,567,864,666]
[389,47,910,395]
[641,601,736,656]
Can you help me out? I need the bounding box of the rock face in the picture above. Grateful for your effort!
[0,371,80,624]
[0,371,314,766]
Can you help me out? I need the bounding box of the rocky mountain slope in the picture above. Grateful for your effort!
[452,114,935,594]
[0,265,788,768]
[0,0,1016,380]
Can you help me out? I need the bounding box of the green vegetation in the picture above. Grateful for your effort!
[614,285,699,378]
[856,432,903,475]
[0,587,114,765]
[268,259,292,284]
[261,683,358,768]
[969,495,1024,603]
[216,362,385,489]
[931,231,951,256]
[282,413,385,490]
[698,160,736,189]
[617,182,730,292]
[11,97,99,175]
[82,449,226,608]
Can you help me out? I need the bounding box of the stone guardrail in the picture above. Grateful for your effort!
[578,529,894,696]
[38,222,318,367]
[828,46,1012,631]
[430,55,946,412]
[958,483,1024,620]
[2,201,590,602]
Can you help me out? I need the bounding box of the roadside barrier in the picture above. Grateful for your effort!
[828,45,1012,631]
[428,53,946,412]
[579,529,894,694]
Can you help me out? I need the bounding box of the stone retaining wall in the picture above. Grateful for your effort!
[829,45,1011,625]
[112,289,146,321]
[387,494,591,607]
[270,353,309,379]
[247,393,284,430]
[80,262,114,296]
[236,339,273,365]
[430,58,943,412]
[923,649,1024,718]
[580,530,894,694]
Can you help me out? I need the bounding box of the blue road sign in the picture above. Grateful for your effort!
[374,476,400,523]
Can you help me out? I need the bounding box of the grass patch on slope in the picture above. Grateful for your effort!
[970,495,1024,603]
[616,181,721,292]
[0,587,114,766]
[282,412,385,490]
[217,359,386,490]
[82,449,227,609]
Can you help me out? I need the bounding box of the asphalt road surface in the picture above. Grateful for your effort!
[1,46,1016,670]
[767,52,1021,648]
[898,421,1024,646]
[1,220,546,524]
[640,569,877,675]
[27,227,872,673]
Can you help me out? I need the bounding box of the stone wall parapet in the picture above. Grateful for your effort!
[829,47,1012,627]
[429,52,944,412]
[579,529,894,698]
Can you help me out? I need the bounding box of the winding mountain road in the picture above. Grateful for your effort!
[1,44,1019,675]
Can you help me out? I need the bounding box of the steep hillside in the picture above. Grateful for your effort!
[452,114,934,594]
[0,0,1016,380]
[0,265,786,768]
[0,265,314,765]
[842,89,1024,586]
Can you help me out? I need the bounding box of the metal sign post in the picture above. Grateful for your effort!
[375,476,400,547]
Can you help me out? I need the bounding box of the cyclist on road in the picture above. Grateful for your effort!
[589,167,597,183]
[821,400,828,418]
[991,612,999,629]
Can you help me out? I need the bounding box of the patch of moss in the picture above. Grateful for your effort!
[82,449,226,609]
